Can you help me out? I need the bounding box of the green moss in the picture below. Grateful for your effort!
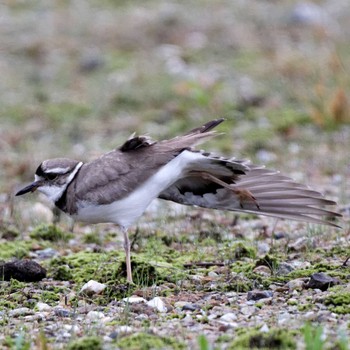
[232,242,257,259]
[67,336,102,350]
[228,328,296,350]
[255,255,279,271]
[30,224,72,242]
[324,291,350,314]
[51,264,73,281]
[0,241,31,260]
[41,291,60,305]
[116,333,185,350]
[49,250,183,292]
[83,233,102,245]
[297,304,313,312]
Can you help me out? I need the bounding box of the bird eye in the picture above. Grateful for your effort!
[46,173,58,181]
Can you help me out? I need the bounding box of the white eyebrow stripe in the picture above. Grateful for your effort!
[45,167,71,174]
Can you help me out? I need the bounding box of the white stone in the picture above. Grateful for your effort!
[208,271,218,278]
[80,280,106,295]
[260,324,269,333]
[278,312,291,325]
[86,310,105,321]
[9,308,33,317]
[220,312,237,323]
[117,326,133,334]
[123,296,146,304]
[147,297,167,313]
[36,302,52,312]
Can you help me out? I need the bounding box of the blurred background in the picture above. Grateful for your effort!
[0,0,349,222]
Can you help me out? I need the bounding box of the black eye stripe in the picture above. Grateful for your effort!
[35,165,45,177]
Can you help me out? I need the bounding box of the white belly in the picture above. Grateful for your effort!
[74,150,203,228]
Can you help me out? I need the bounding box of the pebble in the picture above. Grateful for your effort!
[288,237,309,251]
[253,265,271,276]
[208,271,219,278]
[36,302,52,312]
[123,296,146,304]
[135,313,149,321]
[305,273,340,291]
[286,278,306,291]
[174,301,188,309]
[9,307,34,317]
[278,312,291,325]
[35,248,58,259]
[220,312,237,323]
[240,305,256,317]
[54,308,72,317]
[257,242,270,256]
[86,310,105,321]
[276,262,294,276]
[260,324,269,333]
[273,232,287,240]
[63,324,80,333]
[80,280,106,295]
[147,297,167,313]
[182,303,200,312]
[247,290,273,301]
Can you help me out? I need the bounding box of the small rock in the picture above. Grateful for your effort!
[9,307,34,317]
[182,303,200,312]
[303,311,317,321]
[276,262,294,276]
[289,237,309,251]
[36,248,58,259]
[278,312,291,325]
[174,301,188,309]
[240,305,256,317]
[54,308,72,317]
[208,271,219,278]
[86,310,105,321]
[247,290,273,301]
[0,260,46,282]
[63,324,80,333]
[108,331,118,340]
[273,232,287,240]
[147,297,167,313]
[260,324,269,333]
[80,280,106,296]
[117,325,132,334]
[135,313,149,321]
[220,312,237,323]
[257,242,270,256]
[36,302,52,312]
[123,296,147,304]
[286,278,306,291]
[253,265,271,277]
[305,273,340,291]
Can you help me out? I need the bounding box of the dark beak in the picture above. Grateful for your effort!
[15,181,41,196]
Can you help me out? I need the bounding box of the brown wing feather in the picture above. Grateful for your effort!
[159,159,341,227]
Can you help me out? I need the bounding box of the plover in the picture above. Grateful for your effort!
[16,119,341,282]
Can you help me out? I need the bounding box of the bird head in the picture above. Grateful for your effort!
[16,158,83,202]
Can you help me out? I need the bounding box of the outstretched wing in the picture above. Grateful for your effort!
[159,157,341,226]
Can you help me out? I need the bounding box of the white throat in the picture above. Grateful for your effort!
[37,162,83,203]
